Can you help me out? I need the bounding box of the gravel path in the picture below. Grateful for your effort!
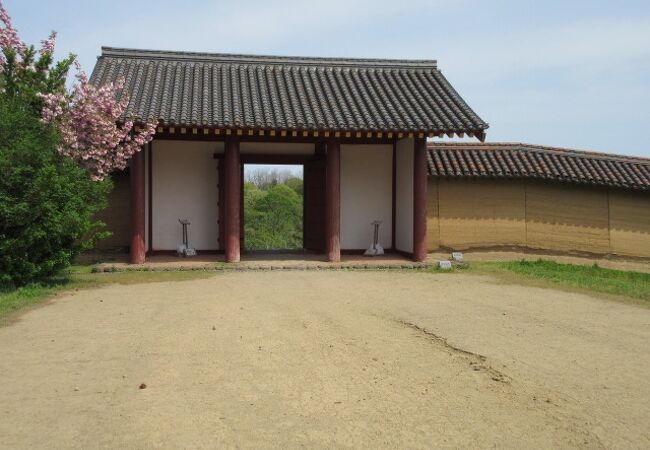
[1,271,649,449]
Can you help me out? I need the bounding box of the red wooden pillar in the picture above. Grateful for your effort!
[326,140,341,262]
[224,137,241,263]
[130,148,146,264]
[413,137,428,262]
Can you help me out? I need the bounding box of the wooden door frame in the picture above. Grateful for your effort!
[303,146,327,253]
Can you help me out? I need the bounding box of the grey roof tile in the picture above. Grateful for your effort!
[428,143,650,191]
[90,47,488,137]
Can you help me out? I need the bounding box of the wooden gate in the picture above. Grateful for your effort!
[303,157,326,252]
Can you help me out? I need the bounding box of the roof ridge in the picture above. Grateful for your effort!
[100,46,438,69]
[428,142,650,164]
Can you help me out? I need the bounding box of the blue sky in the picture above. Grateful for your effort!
[6,0,650,157]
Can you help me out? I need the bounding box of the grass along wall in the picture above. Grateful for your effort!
[427,178,650,258]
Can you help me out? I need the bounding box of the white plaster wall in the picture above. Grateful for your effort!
[395,138,414,253]
[151,140,223,250]
[240,142,314,155]
[340,144,393,250]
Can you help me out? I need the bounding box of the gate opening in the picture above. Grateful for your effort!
[243,164,304,251]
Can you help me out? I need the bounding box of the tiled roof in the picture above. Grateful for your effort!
[90,47,488,138]
[428,143,650,191]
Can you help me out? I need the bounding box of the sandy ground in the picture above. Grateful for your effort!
[1,271,649,449]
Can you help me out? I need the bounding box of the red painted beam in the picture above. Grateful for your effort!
[326,140,341,262]
[224,138,241,263]
[130,148,146,264]
[413,137,428,262]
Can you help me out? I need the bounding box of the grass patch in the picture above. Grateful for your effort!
[474,259,650,304]
[0,266,216,325]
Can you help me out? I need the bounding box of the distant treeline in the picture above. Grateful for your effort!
[244,166,303,190]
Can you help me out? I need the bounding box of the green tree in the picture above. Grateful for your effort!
[1,44,74,115]
[244,183,303,250]
[0,96,111,287]
[243,182,265,210]
[285,177,303,196]
[0,2,122,287]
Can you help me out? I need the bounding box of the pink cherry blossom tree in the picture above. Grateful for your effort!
[0,2,24,62]
[1,0,156,181]
[39,69,157,181]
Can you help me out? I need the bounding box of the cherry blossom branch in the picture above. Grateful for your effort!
[39,68,156,181]
[1,0,156,181]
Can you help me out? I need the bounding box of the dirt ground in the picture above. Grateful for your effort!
[1,271,649,449]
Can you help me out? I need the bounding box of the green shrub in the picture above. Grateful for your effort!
[244,182,303,250]
[0,97,111,287]
[284,177,303,195]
